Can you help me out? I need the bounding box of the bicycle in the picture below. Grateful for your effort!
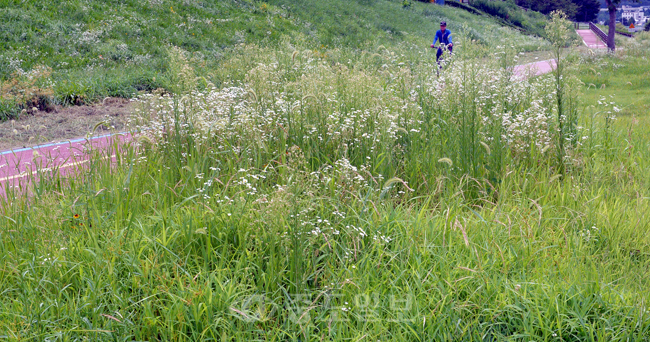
[431,43,453,75]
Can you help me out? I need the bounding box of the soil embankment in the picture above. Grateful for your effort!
[0,98,131,151]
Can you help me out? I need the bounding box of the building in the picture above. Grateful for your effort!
[621,5,647,25]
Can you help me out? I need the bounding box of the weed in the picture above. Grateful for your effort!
[1,1,649,340]
[0,65,54,119]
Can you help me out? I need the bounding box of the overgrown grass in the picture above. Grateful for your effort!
[0,0,551,120]
[578,32,650,117]
[1,17,650,340]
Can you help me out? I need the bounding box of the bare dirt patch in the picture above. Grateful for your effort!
[0,98,132,151]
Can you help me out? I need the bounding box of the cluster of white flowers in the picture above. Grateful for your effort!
[131,43,575,244]
[137,46,574,166]
[78,27,105,46]
[134,44,570,175]
[598,95,620,119]
[422,54,558,157]
[580,225,600,243]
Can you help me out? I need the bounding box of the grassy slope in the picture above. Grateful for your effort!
[2,1,650,341]
[0,0,549,119]
[0,0,296,111]
[580,55,650,116]
[578,34,650,117]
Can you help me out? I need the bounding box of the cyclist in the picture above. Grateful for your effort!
[431,21,453,64]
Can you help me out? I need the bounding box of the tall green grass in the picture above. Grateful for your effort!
[578,31,650,118]
[2,25,650,340]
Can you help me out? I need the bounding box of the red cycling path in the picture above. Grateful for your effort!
[0,133,129,192]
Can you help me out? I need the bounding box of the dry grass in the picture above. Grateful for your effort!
[0,98,130,151]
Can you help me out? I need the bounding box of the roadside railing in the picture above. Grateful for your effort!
[589,22,608,44]
[574,22,589,30]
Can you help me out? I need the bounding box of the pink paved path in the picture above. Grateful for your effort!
[577,29,607,49]
[513,59,557,79]
[0,133,129,192]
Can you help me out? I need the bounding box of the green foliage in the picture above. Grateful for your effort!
[2,41,650,339]
[578,32,650,117]
[0,65,54,118]
[616,22,634,35]
[445,0,483,15]
[0,99,20,121]
[546,11,580,173]
[546,10,573,47]
[470,0,549,37]
[516,0,601,22]
[575,0,602,22]
[471,0,518,18]
[517,0,573,18]
[598,22,636,37]
[0,0,551,120]
[1,3,650,338]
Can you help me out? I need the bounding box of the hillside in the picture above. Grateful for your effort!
[0,0,549,120]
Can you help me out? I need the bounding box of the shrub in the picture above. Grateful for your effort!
[471,0,515,18]
[445,1,482,15]
[0,65,54,118]
[616,23,628,32]
[469,0,547,37]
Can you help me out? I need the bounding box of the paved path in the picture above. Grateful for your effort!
[0,133,128,192]
[513,59,557,79]
[577,29,607,49]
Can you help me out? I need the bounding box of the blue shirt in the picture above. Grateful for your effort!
[433,29,452,46]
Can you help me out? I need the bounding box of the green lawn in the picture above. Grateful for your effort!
[579,52,650,117]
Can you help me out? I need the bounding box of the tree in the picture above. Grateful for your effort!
[516,0,578,18]
[516,0,599,22]
[604,0,639,51]
[604,0,620,51]
[574,0,601,22]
